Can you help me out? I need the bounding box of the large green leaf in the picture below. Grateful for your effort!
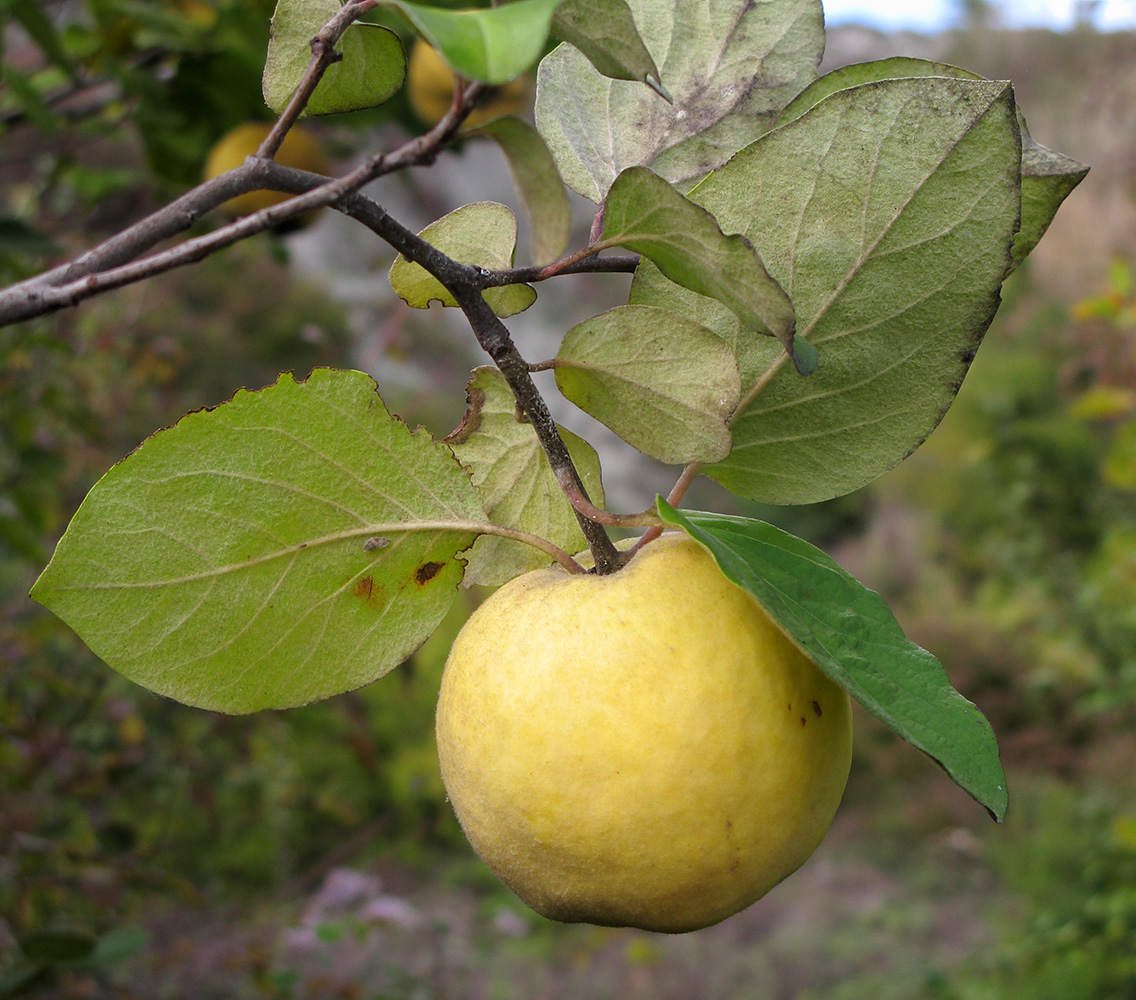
[599,166,803,367]
[534,0,824,201]
[31,370,485,714]
[264,0,406,117]
[775,57,1088,272]
[388,202,536,318]
[554,305,740,464]
[387,0,562,84]
[551,0,666,95]
[632,76,1021,503]
[660,501,1008,821]
[448,367,604,586]
[467,117,572,266]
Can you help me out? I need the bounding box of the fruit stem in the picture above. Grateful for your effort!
[631,462,703,555]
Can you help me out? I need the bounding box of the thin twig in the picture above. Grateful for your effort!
[482,254,640,287]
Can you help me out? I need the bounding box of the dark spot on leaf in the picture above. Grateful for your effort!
[813,700,822,717]
[415,561,444,585]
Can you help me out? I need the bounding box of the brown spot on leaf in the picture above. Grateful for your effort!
[354,575,385,607]
[813,700,822,717]
[415,561,444,585]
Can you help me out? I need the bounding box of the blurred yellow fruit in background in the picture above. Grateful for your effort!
[203,122,329,224]
[407,38,530,127]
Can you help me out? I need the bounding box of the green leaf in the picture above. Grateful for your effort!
[264,0,406,117]
[466,117,572,266]
[775,57,1087,272]
[388,202,536,318]
[386,0,562,84]
[447,367,604,586]
[31,370,485,714]
[19,931,96,964]
[659,501,1008,821]
[534,0,824,201]
[551,0,666,96]
[554,304,740,464]
[600,166,798,362]
[632,77,1022,504]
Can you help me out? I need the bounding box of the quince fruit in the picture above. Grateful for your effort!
[436,532,853,933]
[203,122,328,224]
[407,38,530,128]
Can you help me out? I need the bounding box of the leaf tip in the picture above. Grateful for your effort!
[646,76,673,103]
[790,335,819,376]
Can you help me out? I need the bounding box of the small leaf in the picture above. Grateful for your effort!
[601,166,796,352]
[633,76,1021,504]
[659,501,1008,822]
[31,370,486,714]
[775,57,1088,272]
[466,118,572,266]
[389,202,536,318]
[552,0,666,96]
[555,304,740,464]
[535,0,824,201]
[448,368,604,586]
[386,0,562,84]
[264,0,405,117]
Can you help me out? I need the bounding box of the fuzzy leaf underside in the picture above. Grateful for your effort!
[31,370,484,714]
[264,0,405,116]
[554,305,740,465]
[632,76,1022,504]
[448,367,604,586]
[388,202,536,318]
[535,0,824,201]
[661,502,1008,822]
[600,166,796,353]
[551,0,665,93]
[775,57,1088,271]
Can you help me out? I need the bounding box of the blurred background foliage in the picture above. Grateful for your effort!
[2,1,1135,998]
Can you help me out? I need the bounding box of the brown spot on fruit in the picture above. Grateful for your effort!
[415,561,444,585]
[801,717,807,726]
[813,700,822,717]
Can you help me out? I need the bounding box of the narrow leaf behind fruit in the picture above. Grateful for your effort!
[387,0,561,84]
[31,370,485,714]
[660,501,1008,822]
[632,76,1022,504]
[774,57,1088,272]
[535,0,823,201]
[466,118,572,266]
[599,167,798,360]
[551,0,666,96]
[264,0,405,116]
[448,367,604,586]
[388,202,536,318]
[555,304,740,465]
